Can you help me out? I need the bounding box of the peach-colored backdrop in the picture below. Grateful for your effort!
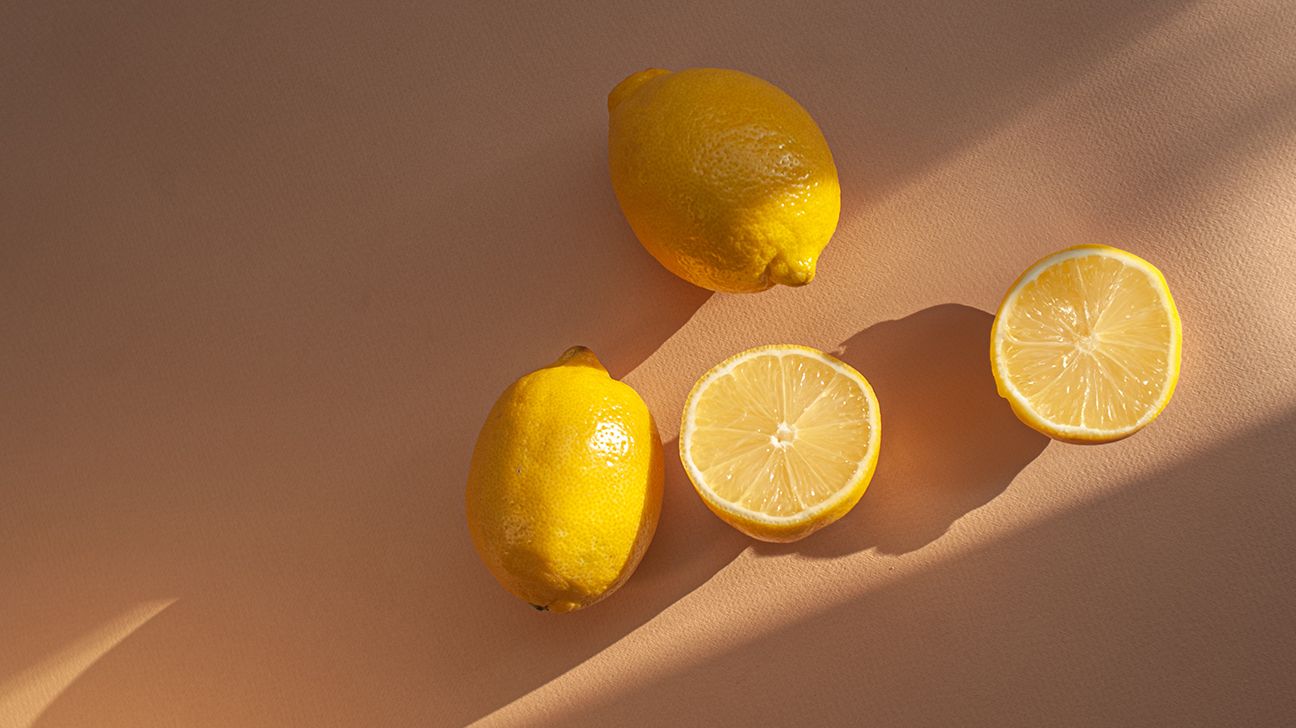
[3,1,1295,726]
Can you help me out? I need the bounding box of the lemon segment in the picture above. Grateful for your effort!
[991,245,1182,443]
[681,345,881,542]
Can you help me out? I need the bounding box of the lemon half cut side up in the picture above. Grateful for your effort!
[991,245,1182,443]
[680,345,881,542]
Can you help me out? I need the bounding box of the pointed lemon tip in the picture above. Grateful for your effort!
[765,255,817,287]
[554,346,607,372]
[608,68,671,113]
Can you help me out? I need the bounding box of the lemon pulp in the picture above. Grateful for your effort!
[681,345,880,542]
[991,245,1182,442]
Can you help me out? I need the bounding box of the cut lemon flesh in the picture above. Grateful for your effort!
[680,345,881,542]
[991,245,1182,443]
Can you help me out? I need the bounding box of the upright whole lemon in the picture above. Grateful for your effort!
[608,67,841,293]
[465,347,663,612]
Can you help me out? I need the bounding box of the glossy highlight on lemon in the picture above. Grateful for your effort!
[465,346,663,612]
[608,67,841,293]
[991,245,1182,443]
[680,345,881,542]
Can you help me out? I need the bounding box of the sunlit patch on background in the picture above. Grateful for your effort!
[0,599,175,728]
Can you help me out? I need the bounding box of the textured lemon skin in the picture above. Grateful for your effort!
[990,244,1183,444]
[466,347,663,612]
[608,68,841,293]
[680,344,881,543]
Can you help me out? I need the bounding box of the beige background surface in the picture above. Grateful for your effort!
[3,1,1296,726]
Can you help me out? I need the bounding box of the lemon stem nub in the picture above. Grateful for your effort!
[554,346,607,372]
[607,68,671,112]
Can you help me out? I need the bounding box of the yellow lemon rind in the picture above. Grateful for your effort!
[607,67,841,294]
[465,347,664,613]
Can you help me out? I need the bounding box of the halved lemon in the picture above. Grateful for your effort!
[991,244,1182,443]
[680,345,881,542]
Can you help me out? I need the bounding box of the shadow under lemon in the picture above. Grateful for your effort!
[765,304,1049,558]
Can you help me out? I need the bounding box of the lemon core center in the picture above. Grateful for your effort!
[772,422,796,448]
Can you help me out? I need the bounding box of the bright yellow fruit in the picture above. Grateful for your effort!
[680,345,881,542]
[466,347,663,612]
[608,68,841,293]
[991,245,1183,443]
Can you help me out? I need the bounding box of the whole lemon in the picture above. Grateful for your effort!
[608,67,841,293]
[465,346,663,612]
